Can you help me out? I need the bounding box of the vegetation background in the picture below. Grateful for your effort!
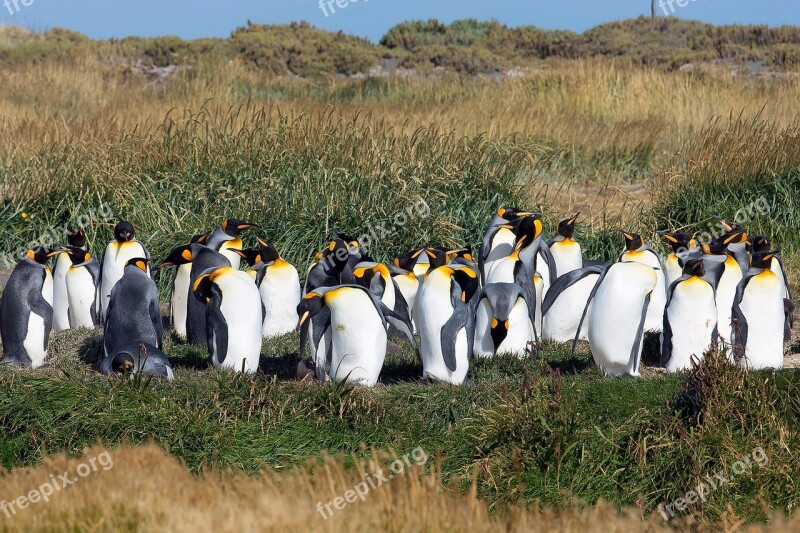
[0,16,798,531]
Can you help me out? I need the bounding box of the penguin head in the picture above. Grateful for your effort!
[353,263,390,294]
[510,216,543,255]
[297,292,325,329]
[297,358,317,382]
[62,247,92,267]
[497,207,536,221]
[557,213,580,239]
[443,245,474,263]
[192,269,224,303]
[234,249,263,268]
[255,237,281,265]
[321,239,352,274]
[158,245,195,269]
[718,218,748,242]
[110,352,136,375]
[114,221,135,243]
[124,257,150,273]
[335,232,360,252]
[393,249,420,272]
[67,227,87,248]
[748,236,771,254]
[26,247,59,265]
[447,266,480,303]
[190,233,209,245]
[701,229,747,256]
[682,258,705,278]
[657,230,695,254]
[221,218,256,237]
[621,231,643,252]
[750,250,779,270]
[490,317,510,352]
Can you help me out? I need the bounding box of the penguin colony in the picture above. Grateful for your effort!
[0,211,793,384]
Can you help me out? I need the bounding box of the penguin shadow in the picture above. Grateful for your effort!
[640,331,664,369]
[546,356,592,376]
[379,340,423,385]
[164,337,212,371]
[259,353,302,381]
[76,334,105,371]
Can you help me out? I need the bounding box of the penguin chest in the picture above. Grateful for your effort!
[102,242,147,297]
[417,277,455,360]
[260,264,302,337]
[483,229,516,276]
[220,238,243,270]
[393,275,419,315]
[52,254,71,331]
[171,264,192,337]
[215,273,262,373]
[665,255,683,287]
[24,270,53,368]
[552,240,582,276]
[327,291,387,386]
[738,273,784,369]
[498,298,535,356]
[665,279,716,371]
[66,267,97,328]
[485,257,517,285]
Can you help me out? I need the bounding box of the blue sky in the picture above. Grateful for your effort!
[1,1,798,42]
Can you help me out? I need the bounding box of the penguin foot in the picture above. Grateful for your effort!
[0,355,32,368]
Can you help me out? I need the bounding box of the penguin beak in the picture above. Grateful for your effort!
[567,213,580,225]
[46,251,62,258]
[298,311,310,328]
[237,222,257,230]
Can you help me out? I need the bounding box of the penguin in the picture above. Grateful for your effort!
[394,246,448,279]
[186,245,231,344]
[657,231,696,288]
[249,237,302,339]
[542,263,609,343]
[205,218,256,270]
[473,283,535,358]
[389,265,419,329]
[297,285,415,386]
[661,259,718,373]
[52,227,87,332]
[103,258,162,358]
[578,261,658,376]
[417,265,479,384]
[749,236,791,301]
[618,231,666,332]
[100,342,174,381]
[698,231,746,346]
[478,207,535,284]
[717,219,751,273]
[237,249,264,282]
[297,357,317,382]
[0,247,58,368]
[731,251,785,370]
[548,213,583,277]
[158,244,198,340]
[193,266,263,374]
[62,247,100,329]
[98,221,150,322]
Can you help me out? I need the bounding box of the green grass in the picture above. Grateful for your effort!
[1,327,797,525]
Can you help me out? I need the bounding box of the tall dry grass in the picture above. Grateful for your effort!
[0,445,795,532]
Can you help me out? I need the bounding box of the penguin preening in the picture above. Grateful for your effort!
[61,247,100,329]
[186,245,231,344]
[661,259,718,373]
[731,251,786,370]
[0,247,58,368]
[297,284,415,386]
[473,282,535,358]
[205,218,256,270]
[52,227,87,332]
[417,265,479,384]
[619,231,666,333]
[103,258,162,359]
[98,221,150,322]
[549,213,583,277]
[193,265,263,374]
[100,342,173,381]
[657,230,696,288]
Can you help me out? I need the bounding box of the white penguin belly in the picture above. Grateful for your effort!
[171,263,192,339]
[551,240,582,277]
[260,263,302,338]
[715,260,743,345]
[219,238,243,271]
[588,263,657,377]
[52,254,71,332]
[393,274,419,325]
[535,249,551,300]
[216,272,262,374]
[483,229,516,279]
[770,259,790,299]
[66,267,96,329]
[497,299,535,356]
[24,270,53,368]
[485,257,517,285]
[664,279,717,373]
[327,291,387,386]
[620,251,665,332]
[737,274,784,370]
[100,241,147,319]
[664,255,683,288]
[543,273,599,343]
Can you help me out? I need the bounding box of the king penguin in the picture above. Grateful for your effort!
[158,243,200,340]
[62,247,100,329]
[731,251,786,370]
[749,236,791,301]
[473,282,536,358]
[250,237,302,339]
[699,230,746,346]
[52,227,87,332]
[661,259,718,373]
[205,218,256,270]
[297,284,415,386]
[103,258,162,358]
[0,247,58,368]
[186,245,231,344]
[479,207,536,284]
[542,263,609,343]
[548,213,583,277]
[193,265,263,374]
[417,265,479,384]
[98,221,150,322]
[618,231,666,333]
[580,261,658,376]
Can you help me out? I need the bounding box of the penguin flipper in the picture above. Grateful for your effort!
[784,298,795,343]
[730,273,755,362]
[660,305,673,368]
[87,260,101,326]
[207,288,228,365]
[536,241,558,284]
[379,301,418,358]
[27,270,53,353]
[542,264,608,316]
[629,292,652,375]
[440,284,469,373]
